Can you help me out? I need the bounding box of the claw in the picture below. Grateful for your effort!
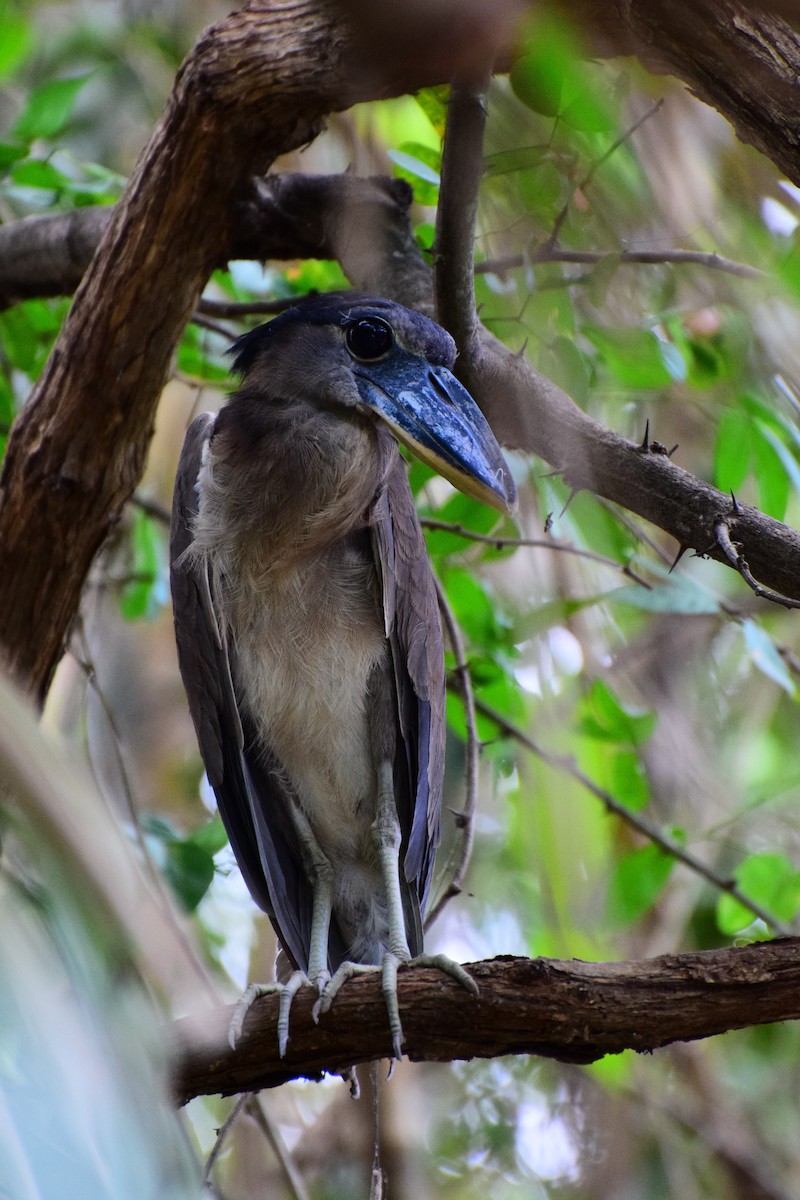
[229,970,322,1057]
[229,981,276,1049]
[312,951,479,1063]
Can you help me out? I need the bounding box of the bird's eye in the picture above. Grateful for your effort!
[345,317,393,362]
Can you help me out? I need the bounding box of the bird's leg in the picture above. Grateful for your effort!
[230,800,333,1057]
[317,763,478,1061]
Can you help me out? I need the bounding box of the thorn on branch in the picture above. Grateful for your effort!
[669,545,689,574]
[559,487,580,517]
[638,421,677,458]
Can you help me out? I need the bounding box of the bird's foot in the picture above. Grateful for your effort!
[315,952,479,1063]
[229,968,330,1057]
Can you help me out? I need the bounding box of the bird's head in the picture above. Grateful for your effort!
[230,292,517,514]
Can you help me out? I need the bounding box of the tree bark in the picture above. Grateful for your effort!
[170,939,800,1104]
[0,0,508,703]
[570,0,800,185]
[4,1,800,700]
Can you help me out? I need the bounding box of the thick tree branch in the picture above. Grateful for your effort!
[0,175,428,313]
[5,0,800,705]
[0,1,502,702]
[430,65,800,604]
[569,0,800,186]
[170,939,800,1105]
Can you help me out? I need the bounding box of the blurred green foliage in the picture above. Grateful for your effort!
[3,2,800,1198]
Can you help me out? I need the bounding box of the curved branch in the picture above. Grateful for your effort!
[0,3,490,702]
[571,0,800,186]
[170,938,800,1104]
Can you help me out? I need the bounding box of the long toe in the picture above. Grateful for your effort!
[313,960,377,1023]
[418,953,479,997]
[381,952,404,1062]
[229,972,313,1057]
[229,981,276,1049]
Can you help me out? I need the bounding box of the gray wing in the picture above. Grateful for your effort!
[169,413,316,972]
[371,443,446,940]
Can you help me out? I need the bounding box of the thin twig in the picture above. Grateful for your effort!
[476,247,761,280]
[715,519,800,610]
[72,623,220,1004]
[426,576,480,929]
[196,296,299,319]
[72,631,159,886]
[190,313,236,338]
[421,517,652,587]
[247,1095,311,1200]
[548,99,664,248]
[132,492,171,526]
[472,696,793,936]
[203,1094,249,1185]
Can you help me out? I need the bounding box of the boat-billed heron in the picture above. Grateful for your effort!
[170,291,515,1059]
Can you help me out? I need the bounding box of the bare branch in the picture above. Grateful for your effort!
[476,247,762,280]
[169,939,800,1103]
[421,517,653,587]
[246,1095,312,1200]
[546,99,664,248]
[473,696,792,935]
[0,4,490,702]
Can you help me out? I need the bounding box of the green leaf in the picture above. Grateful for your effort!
[609,578,720,615]
[0,141,27,169]
[0,15,31,81]
[578,679,655,746]
[608,844,674,924]
[610,749,650,812]
[141,815,225,911]
[389,143,440,184]
[0,300,68,377]
[164,840,216,912]
[441,566,504,649]
[189,816,229,857]
[120,509,167,621]
[755,418,800,504]
[539,335,591,404]
[515,161,565,225]
[717,852,800,934]
[13,75,91,142]
[11,158,69,191]
[751,422,790,519]
[510,19,616,131]
[388,144,440,204]
[558,63,617,133]
[510,50,564,118]
[714,407,751,492]
[414,86,448,138]
[742,620,795,695]
[585,325,686,389]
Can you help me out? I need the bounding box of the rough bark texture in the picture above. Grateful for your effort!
[0,0,512,703]
[3,1,800,700]
[170,940,800,1104]
[0,175,428,311]
[571,0,800,185]
[2,0,800,1099]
